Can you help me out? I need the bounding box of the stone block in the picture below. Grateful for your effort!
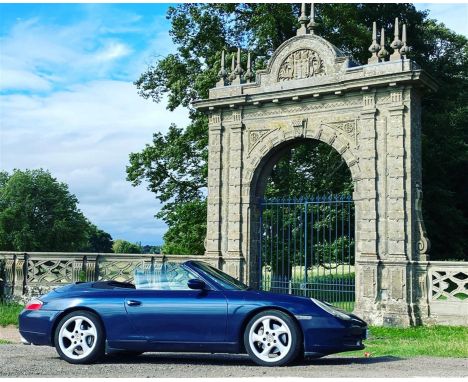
[388,239,406,254]
[357,239,377,253]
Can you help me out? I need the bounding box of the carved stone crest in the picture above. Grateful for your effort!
[278,49,325,81]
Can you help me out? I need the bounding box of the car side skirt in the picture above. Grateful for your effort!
[106,340,241,354]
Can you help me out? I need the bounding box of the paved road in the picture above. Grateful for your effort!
[0,344,467,378]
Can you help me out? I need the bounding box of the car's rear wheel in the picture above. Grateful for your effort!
[244,310,302,366]
[54,310,105,364]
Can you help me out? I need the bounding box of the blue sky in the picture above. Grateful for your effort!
[0,3,467,246]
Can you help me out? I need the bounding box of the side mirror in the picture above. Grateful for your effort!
[187,278,206,290]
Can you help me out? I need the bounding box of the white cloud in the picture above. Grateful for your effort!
[0,68,52,92]
[1,80,190,245]
[94,41,132,62]
[0,15,139,92]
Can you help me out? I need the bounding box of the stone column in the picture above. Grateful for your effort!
[205,112,223,258]
[222,109,245,280]
[354,90,380,320]
[378,86,412,326]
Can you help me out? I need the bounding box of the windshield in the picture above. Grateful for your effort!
[191,261,249,290]
[134,262,198,290]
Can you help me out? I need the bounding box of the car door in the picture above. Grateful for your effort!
[125,263,228,343]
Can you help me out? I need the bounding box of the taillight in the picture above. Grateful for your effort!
[25,299,43,311]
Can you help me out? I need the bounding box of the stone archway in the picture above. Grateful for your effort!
[194,11,437,326]
[247,135,357,305]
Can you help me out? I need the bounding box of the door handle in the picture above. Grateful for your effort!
[126,300,141,306]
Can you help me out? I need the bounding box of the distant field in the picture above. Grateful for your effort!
[261,264,355,311]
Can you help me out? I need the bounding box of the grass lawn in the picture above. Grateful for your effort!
[348,325,468,358]
[0,339,12,344]
[0,302,23,327]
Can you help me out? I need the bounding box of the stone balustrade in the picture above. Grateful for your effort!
[0,251,219,303]
[427,261,468,325]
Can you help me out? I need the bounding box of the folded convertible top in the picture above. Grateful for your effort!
[91,280,136,289]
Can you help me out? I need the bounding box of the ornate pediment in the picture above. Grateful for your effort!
[278,49,325,81]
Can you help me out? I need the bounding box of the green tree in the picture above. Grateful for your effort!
[265,141,353,198]
[83,223,113,253]
[129,3,467,260]
[0,169,90,251]
[112,239,142,254]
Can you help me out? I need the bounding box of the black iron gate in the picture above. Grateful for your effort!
[258,195,355,311]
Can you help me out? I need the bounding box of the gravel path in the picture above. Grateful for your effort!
[0,344,467,378]
[0,326,21,343]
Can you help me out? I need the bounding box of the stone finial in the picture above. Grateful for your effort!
[217,50,228,87]
[377,28,389,61]
[307,3,318,35]
[235,48,244,75]
[390,17,403,61]
[297,3,309,35]
[231,48,244,85]
[368,21,380,64]
[244,52,254,83]
[399,24,410,58]
[228,52,237,82]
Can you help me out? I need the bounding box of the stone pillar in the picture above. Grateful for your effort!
[221,109,245,280]
[206,112,223,258]
[355,86,432,326]
[378,86,413,326]
[354,90,380,320]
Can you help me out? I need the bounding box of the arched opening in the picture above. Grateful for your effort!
[249,138,355,311]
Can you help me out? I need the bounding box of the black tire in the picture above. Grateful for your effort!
[243,309,302,366]
[54,310,105,364]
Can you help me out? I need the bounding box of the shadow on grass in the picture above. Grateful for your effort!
[98,352,403,367]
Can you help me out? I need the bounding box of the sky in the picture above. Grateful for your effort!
[0,3,467,246]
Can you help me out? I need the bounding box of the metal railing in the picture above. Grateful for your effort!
[258,195,355,311]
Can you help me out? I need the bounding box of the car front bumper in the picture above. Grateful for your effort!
[298,315,367,356]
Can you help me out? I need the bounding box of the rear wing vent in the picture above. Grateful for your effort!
[91,281,136,289]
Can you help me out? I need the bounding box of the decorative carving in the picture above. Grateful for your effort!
[246,98,362,121]
[248,129,272,153]
[98,260,145,282]
[291,118,307,137]
[415,183,430,257]
[363,94,375,108]
[233,111,241,122]
[391,91,402,104]
[278,49,325,81]
[208,113,221,124]
[27,260,73,283]
[222,111,242,124]
[322,119,357,145]
[431,269,468,301]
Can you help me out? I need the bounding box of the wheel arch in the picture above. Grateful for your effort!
[238,306,304,353]
[50,306,107,346]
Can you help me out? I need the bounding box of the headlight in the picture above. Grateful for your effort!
[311,298,351,320]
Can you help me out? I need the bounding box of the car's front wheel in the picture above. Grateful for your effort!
[244,310,302,366]
[54,310,105,364]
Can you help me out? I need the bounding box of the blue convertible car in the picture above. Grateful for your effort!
[19,261,367,366]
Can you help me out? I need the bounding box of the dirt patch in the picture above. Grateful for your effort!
[0,326,21,344]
